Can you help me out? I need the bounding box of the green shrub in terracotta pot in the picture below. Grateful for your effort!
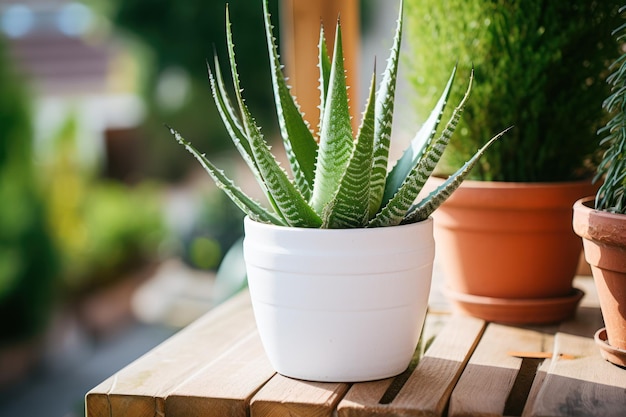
[405,0,621,324]
[573,5,626,367]
[170,0,507,382]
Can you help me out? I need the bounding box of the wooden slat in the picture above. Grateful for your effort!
[529,331,626,417]
[251,373,349,417]
[165,330,275,417]
[337,314,484,417]
[85,377,115,417]
[448,323,554,417]
[334,313,450,417]
[85,291,256,417]
[558,303,604,340]
[85,277,617,417]
[528,304,626,417]
[337,379,393,417]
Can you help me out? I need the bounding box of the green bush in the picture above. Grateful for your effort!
[41,116,168,296]
[405,0,620,181]
[0,38,59,344]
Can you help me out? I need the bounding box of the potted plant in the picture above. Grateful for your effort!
[573,6,626,367]
[405,0,620,324]
[171,0,506,382]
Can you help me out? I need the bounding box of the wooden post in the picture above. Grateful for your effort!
[280,0,360,136]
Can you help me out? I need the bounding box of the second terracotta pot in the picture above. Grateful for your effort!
[424,178,597,323]
[573,197,626,356]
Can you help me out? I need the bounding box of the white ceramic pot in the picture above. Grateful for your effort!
[243,216,435,382]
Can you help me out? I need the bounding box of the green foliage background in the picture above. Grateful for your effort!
[405,0,620,182]
[0,38,59,344]
[105,0,281,181]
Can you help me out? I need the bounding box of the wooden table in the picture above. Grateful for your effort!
[86,276,626,417]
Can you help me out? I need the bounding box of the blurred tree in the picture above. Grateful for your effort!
[103,0,281,181]
[0,37,59,344]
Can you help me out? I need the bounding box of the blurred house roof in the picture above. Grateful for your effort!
[0,0,114,96]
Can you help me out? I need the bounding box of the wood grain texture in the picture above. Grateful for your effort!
[85,377,115,417]
[85,291,256,417]
[337,315,484,417]
[448,323,553,417]
[85,277,620,417]
[529,331,626,417]
[251,373,349,417]
[165,330,275,417]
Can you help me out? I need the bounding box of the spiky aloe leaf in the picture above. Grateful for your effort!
[367,72,473,228]
[382,66,457,207]
[245,120,322,227]
[209,56,248,155]
[402,127,513,224]
[226,6,321,228]
[170,127,285,226]
[318,25,332,135]
[310,21,355,214]
[367,0,404,217]
[323,70,377,228]
[208,57,255,178]
[209,55,287,221]
[262,0,317,199]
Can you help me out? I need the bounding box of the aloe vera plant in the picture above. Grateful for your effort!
[170,0,507,229]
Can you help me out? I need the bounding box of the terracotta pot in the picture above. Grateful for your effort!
[243,216,435,382]
[573,197,626,354]
[424,178,596,324]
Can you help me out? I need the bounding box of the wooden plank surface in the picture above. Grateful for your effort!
[528,305,626,417]
[250,374,349,417]
[85,291,257,417]
[529,331,626,417]
[448,323,555,417]
[165,330,275,417]
[337,314,484,417]
[86,276,625,417]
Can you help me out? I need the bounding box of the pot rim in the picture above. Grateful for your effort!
[430,176,596,191]
[243,215,433,234]
[573,196,626,246]
[574,196,626,220]
[423,177,597,209]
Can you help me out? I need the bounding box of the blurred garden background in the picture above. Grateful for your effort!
[0,0,620,415]
[0,0,396,415]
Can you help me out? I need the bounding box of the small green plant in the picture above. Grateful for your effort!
[596,6,626,214]
[171,0,507,228]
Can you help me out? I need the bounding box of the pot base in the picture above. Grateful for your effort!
[594,328,626,368]
[443,287,584,324]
